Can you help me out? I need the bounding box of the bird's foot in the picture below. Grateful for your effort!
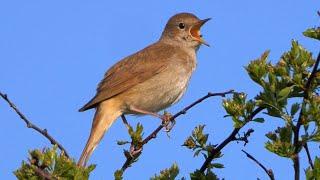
[129,144,142,157]
[160,111,176,138]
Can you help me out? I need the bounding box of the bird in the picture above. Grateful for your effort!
[77,12,210,167]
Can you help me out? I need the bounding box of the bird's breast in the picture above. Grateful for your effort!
[121,55,197,114]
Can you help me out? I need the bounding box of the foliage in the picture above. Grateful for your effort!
[114,123,144,180]
[150,162,181,180]
[245,37,320,167]
[305,157,320,180]
[183,125,223,178]
[14,145,96,180]
[222,93,257,128]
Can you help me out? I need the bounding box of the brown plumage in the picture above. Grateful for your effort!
[78,13,210,167]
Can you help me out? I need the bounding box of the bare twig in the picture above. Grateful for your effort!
[140,90,237,147]
[241,150,275,180]
[293,52,320,180]
[120,90,237,172]
[235,128,254,146]
[200,106,265,172]
[0,92,69,158]
[304,143,314,169]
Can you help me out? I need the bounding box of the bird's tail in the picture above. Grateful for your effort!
[78,100,122,167]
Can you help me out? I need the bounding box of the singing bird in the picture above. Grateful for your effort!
[78,13,210,167]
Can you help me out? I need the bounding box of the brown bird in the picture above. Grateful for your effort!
[78,13,210,167]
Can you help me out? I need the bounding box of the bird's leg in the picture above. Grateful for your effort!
[128,105,163,119]
[121,114,130,130]
[128,106,176,136]
[121,114,142,155]
[162,110,175,133]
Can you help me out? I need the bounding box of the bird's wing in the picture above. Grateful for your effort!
[79,42,174,112]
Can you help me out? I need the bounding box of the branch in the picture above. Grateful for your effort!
[33,168,57,180]
[120,90,237,172]
[241,150,275,180]
[235,128,254,146]
[200,106,265,172]
[0,92,69,158]
[293,51,320,180]
[304,143,314,169]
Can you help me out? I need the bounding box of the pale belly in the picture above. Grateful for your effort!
[120,67,193,114]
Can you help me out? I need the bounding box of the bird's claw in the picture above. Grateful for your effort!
[160,113,175,138]
[165,119,176,132]
[129,144,142,157]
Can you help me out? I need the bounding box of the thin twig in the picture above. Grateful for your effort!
[120,90,237,172]
[235,128,254,146]
[140,90,236,147]
[241,150,275,180]
[33,168,57,180]
[200,106,265,172]
[293,52,320,180]
[304,143,314,169]
[27,164,57,180]
[0,92,69,158]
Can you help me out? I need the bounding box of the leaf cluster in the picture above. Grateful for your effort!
[14,145,95,180]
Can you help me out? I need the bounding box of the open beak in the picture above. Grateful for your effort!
[189,18,211,46]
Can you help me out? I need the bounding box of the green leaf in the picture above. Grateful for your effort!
[194,149,201,157]
[232,117,244,128]
[14,146,95,180]
[150,162,180,180]
[244,50,270,86]
[293,73,302,84]
[265,126,294,158]
[211,163,224,169]
[117,141,130,145]
[277,86,294,102]
[305,167,313,180]
[190,169,219,180]
[290,103,300,117]
[252,118,265,123]
[303,28,320,40]
[114,170,124,180]
[306,157,320,179]
[266,107,282,118]
[266,132,277,141]
[128,123,144,144]
[182,136,197,150]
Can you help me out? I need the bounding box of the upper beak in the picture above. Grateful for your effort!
[189,18,211,46]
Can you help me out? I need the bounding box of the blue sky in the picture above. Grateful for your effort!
[0,1,319,179]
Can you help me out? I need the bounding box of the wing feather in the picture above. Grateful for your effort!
[79,42,174,112]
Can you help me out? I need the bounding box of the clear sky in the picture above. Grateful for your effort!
[0,1,319,179]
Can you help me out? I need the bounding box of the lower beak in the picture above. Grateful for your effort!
[189,18,211,46]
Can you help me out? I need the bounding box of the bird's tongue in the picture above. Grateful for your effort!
[189,18,210,46]
[190,27,201,39]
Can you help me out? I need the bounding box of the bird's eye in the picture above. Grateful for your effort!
[178,22,185,29]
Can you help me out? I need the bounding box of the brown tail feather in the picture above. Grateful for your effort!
[78,100,122,167]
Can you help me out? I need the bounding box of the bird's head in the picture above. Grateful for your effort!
[161,13,211,49]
